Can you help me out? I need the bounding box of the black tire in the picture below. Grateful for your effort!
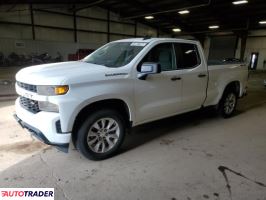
[76,109,126,160]
[218,89,238,118]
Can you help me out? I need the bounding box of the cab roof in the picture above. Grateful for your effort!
[113,37,199,44]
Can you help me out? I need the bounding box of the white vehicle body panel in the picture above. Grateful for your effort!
[14,38,248,147]
[204,64,248,106]
[134,70,183,124]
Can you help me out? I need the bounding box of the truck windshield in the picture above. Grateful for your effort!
[83,42,147,68]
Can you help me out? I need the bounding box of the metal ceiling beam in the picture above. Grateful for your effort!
[30,3,35,40]
[33,8,135,25]
[100,1,171,34]
[73,0,105,12]
[180,25,250,36]
[114,0,191,32]
[121,0,211,20]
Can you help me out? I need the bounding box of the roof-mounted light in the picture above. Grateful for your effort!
[209,25,219,29]
[178,10,190,15]
[232,0,248,5]
[145,16,154,20]
[172,28,181,32]
[259,21,266,25]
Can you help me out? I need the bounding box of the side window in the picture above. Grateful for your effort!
[174,43,201,69]
[140,43,176,71]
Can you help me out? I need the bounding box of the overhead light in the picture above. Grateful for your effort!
[145,16,154,20]
[259,21,266,24]
[172,28,181,32]
[178,10,190,15]
[209,25,219,29]
[232,0,248,5]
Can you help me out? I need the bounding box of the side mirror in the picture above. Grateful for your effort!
[138,62,161,80]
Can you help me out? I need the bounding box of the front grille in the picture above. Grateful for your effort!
[19,96,40,114]
[17,81,37,93]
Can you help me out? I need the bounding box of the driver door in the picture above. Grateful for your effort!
[134,43,183,124]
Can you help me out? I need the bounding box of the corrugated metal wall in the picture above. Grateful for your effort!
[0,4,159,60]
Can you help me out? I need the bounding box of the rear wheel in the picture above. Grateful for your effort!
[219,89,238,118]
[76,109,126,160]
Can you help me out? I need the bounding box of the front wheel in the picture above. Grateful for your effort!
[76,109,126,160]
[219,90,238,118]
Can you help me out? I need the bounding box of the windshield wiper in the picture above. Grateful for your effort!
[85,61,107,67]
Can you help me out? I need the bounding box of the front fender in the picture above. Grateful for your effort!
[68,95,135,131]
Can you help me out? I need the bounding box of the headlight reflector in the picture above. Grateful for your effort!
[37,85,69,96]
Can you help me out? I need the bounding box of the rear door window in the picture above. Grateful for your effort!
[174,43,201,69]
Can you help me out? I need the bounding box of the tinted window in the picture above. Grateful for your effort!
[140,43,175,71]
[174,43,200,69]
[83,42,146,68]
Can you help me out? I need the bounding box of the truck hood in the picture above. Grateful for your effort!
[16,61,130,85]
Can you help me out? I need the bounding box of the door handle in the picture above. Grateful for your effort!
[198,73,207,78]
[171,76,182,81]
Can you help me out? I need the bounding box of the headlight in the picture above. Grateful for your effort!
[37,85,69,96]
[38,101,59,112]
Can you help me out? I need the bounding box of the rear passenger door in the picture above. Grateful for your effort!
[174,43,208,111]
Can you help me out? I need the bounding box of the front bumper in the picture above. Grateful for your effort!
[15,98,71,151]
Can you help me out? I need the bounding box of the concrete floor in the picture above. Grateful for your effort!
[0,72,266,200]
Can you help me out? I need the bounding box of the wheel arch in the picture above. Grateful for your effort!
[217,81,240,118]
[224,81,240,95]
[71,98,132,146]
[220,81,241,102]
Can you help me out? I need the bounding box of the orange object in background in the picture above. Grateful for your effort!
[68,49,94,61]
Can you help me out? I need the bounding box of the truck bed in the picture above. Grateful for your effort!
[204,62,248,107]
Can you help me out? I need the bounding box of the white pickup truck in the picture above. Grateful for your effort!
[14,38,248,160]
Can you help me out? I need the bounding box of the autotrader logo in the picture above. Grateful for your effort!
[0,188,54,200]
